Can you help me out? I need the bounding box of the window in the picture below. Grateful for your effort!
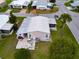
[46,34,48,38]
[29,34,31,38]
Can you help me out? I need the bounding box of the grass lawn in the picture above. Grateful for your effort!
[0,0,12,12]
[31,42,50,59]
[0,18,79,59]
[51,20,79,59]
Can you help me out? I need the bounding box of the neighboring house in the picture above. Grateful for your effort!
[32,1,54,10]
[71,1,79,8]
[9,0,31,9]
[0,0,6,7]
[0,15,14,35]
[16,16,56,50]
[9,0,54,9]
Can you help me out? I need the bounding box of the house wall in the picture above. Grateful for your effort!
[28,31,50,41]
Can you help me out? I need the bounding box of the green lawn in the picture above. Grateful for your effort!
[51,20,79,59]
[0,18,79,59]
[0,0,12,12]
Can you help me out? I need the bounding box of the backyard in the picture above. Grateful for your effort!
[0,17,79,59]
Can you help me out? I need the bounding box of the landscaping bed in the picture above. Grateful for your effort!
[31,7,58,14]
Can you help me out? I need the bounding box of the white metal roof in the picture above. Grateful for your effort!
[0,15,9,29]
[0,23,14,30]
[17,16,50,35]
[32,1,48,6]
[17,17,30,35]
[49,18,56,24]
[71,1,79,7]
[27,16,50,33]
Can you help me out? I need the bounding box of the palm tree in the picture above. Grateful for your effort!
[58,13,72,29]
[27,1,33,13]
[58,13,72,36]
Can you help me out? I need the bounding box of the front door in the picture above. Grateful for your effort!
[24,33,27,38]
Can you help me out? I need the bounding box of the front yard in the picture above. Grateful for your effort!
[0,18,79,59]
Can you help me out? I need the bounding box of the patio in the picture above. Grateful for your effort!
[16,38,36,50]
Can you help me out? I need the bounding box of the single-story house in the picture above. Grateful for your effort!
[0,0,6,7]
[16,16,56,50]
[0,15,14,35]
[32,1,54,10]
[9,0,31,9]
[71,1,79,7]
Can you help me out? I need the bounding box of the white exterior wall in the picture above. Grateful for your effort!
[28,31,50,41]
[32,0,49,2]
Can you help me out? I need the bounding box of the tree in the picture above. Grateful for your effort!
[58,13,72,29]
[27,1,33,13]
[49,38,76,59]
[9,11,17,24]
[9,11,18,31]
[76,6,79,12]
[15,49,31,59]
[57,13,72,37]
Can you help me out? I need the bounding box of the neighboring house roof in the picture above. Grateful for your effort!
[9,0,30,6]
[17,16,52,35]
[0,15,9,29]
[0,23,14,30]
[71,1,79,7]
[32,1,48,6]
